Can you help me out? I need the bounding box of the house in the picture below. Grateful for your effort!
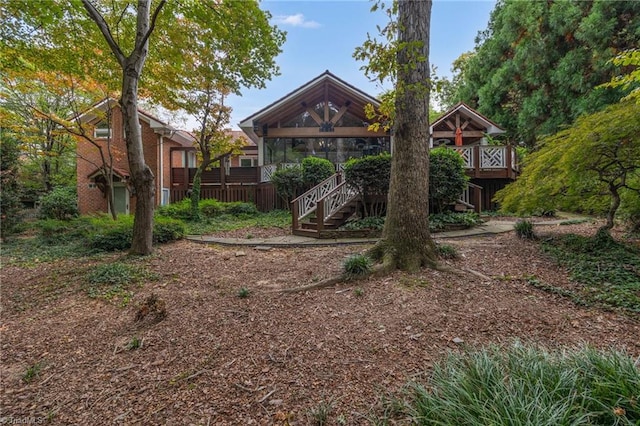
[95,71,515,236]
[238,70,391,183]
[76,99,195,215]
[167,71,517,235]
[430,102,518,211]
[166,71,387,212]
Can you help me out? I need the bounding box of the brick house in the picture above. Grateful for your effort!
[76,99,195,215]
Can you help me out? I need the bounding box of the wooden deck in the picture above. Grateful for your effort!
[449,145,519,180]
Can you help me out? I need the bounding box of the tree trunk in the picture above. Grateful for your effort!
[81,0,161,254]
[603,184,621,231]
[122,58,155,255]
[105,181,117,221]
[190,165,205,220]
[374,0,437,272]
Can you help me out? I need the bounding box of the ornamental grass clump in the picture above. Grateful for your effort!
[343,254,372,278]
[406,343,640,425]
[514,219,536,240]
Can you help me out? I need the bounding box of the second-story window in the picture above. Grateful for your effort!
[94,121,111,139]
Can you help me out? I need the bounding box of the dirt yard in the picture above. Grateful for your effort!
[1,221,639,425]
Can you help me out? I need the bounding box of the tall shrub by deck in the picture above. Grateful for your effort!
[429,147,468,213]
[271,166,304,208]
[302,157,335,187]
[343,153,391,217]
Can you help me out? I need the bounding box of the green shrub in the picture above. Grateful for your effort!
[153,217,185,243]
[86,216,134,252]
[36,219,76,244]
[198,199,223,218]
[302,157,335,187]
[155,199,192,220]
[271,166,304,205]
[429,147,468,214]
[343,254,373,277]
[407,343,640,425]
[223,201,259,216]
[341,216,385,231]
[514,219,536,239]
[0,135,22,239]
[344,153,391,217]
[429,212,483,232]
[39,187,78,220]
[436,244,458,259]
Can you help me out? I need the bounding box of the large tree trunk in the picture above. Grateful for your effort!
[122,58,155,255]
[374,0,437,272]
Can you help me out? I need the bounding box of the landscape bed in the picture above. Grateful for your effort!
[1,220,638,424]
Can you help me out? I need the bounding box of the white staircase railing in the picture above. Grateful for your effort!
[322,182,358,222]
[291,173,341,224]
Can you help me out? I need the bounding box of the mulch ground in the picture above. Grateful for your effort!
[1,220,638,425]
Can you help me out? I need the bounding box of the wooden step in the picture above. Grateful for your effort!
[292,228,319,238]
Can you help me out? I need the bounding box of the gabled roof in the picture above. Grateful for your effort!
[75,98,195,147]
[87,166,130,180]
[430,102,505,135]
[239,70,381,141]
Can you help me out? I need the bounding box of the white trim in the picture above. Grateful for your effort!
[239,156,258,167]
[430,103,506,136]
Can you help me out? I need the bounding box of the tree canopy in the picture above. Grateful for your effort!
[494,99,640,231]
[2,0,285,254]
[448,0,640,147]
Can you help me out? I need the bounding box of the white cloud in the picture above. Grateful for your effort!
[272,13,321,29]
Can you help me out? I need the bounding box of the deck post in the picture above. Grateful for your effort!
[474,145,480,175]
[291,199,299,231]
[474,186,482,213]
[506,145,512,179]
[316,199,325,233]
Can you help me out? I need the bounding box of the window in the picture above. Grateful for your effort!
[94,121,111,139]
[240,157,258,167]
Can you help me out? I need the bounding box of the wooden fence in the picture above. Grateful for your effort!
[169,183,285,212]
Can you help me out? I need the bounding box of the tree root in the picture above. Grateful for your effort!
[278,263,490,294]
[279,275,345,293]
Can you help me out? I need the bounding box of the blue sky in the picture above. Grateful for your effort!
[224,0,497,129]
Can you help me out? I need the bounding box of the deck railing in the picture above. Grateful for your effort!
[459,182,483,213]
[314,182,358,232]
[291,173,342,229]
[453,146,474,168]
[447,145,517,171]
[320,181,358,223]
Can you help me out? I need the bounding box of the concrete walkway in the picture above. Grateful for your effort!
[186,218,585,247]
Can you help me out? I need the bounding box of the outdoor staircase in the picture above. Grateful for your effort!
[290,174,483,238]
[291,173,359,238]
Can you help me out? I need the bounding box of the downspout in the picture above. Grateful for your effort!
[159,135,163,205]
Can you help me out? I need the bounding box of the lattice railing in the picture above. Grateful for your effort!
[280,162,299,170]
[322,182,358,222]
[260,164,277,182]
[480,146,506,168]
[453,146,474,168]
[293,173,340,222]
